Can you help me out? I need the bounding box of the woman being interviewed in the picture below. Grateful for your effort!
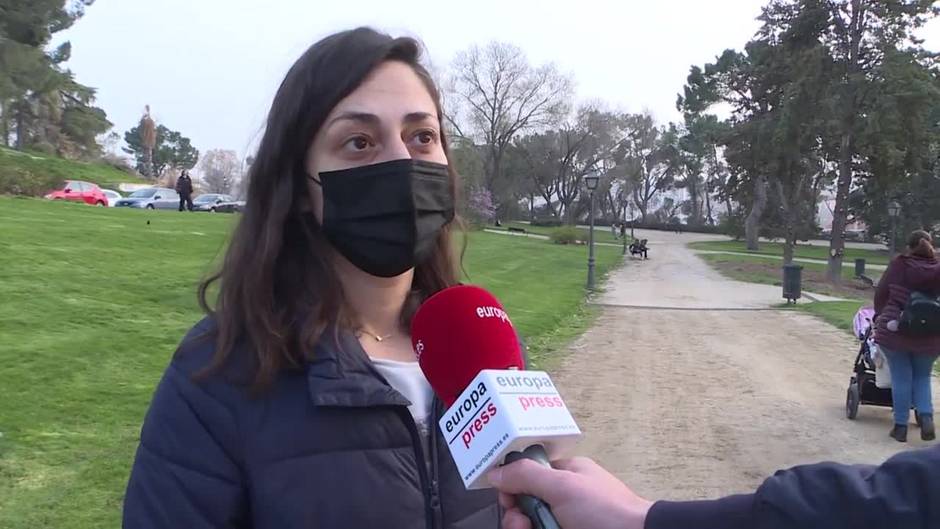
[123,28,501,528]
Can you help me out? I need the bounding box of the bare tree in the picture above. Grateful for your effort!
[447,42,573,208]
[514,108,628,223]
[622,113,677,222]
[198,149,240,194]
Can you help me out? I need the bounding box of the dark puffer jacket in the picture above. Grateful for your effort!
[123,318,500,528]
[874,254,940,355]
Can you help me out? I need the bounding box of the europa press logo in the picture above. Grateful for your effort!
[415,340,425,359]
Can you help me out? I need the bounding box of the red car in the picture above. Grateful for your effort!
[44,180,109,206]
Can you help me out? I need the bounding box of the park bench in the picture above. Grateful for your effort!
[629,239,649,259]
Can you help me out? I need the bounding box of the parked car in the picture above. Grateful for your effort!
[101,189,123,207]
[44,180,109,206]
[192,193,234,212]
[215,200,246,213]
[114,187,180,210]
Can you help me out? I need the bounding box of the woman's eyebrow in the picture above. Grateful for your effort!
[327,111,380,127]
[327,111,437,128]
[403,112,436,124]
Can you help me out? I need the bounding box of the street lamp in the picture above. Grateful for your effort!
[585,172,600,290]
[888,200,902,257]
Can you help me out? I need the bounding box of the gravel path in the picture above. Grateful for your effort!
[555,231,938,500]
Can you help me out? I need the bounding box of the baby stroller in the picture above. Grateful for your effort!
[845,306,893,419]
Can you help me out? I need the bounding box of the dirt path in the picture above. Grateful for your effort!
[557,232,938,500]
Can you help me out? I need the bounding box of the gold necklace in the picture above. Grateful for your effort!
[357,329,394,342]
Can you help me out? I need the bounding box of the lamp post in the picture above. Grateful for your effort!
[888,200,901,258]
[618,191,627,255]
[585,172,600,290]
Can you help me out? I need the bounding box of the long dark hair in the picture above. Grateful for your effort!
[197,28,461,390]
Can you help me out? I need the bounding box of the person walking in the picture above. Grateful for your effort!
[175,170,194,211]
[874,229,940,442]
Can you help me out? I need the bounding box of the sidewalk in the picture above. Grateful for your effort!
[694,250,888,272]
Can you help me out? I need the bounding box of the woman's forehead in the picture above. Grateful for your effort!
[326,61,438,123]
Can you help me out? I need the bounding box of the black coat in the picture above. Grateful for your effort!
[123,318,500,528]
[647,444,940,529]
[175,175,193,196]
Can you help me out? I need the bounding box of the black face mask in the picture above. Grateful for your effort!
[309,159,455,278]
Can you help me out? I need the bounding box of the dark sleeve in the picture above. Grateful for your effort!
[874,259,902,314]
[645,445,940,529]
[123,363,248,528]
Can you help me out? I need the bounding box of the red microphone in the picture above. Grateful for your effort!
[412,285,579,529]
[412,284,524,407]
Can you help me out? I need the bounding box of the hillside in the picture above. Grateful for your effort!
[0,147,145,195]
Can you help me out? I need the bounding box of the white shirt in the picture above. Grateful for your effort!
[372,358,435,468]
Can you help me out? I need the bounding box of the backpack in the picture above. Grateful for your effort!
[898,291,940,337]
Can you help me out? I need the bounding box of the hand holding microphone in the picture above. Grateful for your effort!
[412,285,582,529]
[488,457,653,529]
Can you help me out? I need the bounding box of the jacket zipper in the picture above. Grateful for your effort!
[429,398,443,529]
[399,406,436,529]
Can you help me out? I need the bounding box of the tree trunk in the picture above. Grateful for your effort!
[704,183,713,225]
[144,147,153,179]
[827,128,853,283]
[14,109,25,150]
[745,175,767,251]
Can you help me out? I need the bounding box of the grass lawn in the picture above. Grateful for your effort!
[784,300,869,336]
[689,239,890,266]
[0,146,143,190]
[502,220,625,245]
[696,253,878,300]
[0,197,620,528]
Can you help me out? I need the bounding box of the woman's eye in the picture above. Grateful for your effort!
[343,136,371,152]
[412,130,438,146]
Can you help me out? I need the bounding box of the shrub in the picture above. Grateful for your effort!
[0,164,61,196]
[532,216,563,227]
[550,226,582,245]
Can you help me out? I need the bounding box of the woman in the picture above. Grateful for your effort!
[874,230,940,443]
[123,28,502,528]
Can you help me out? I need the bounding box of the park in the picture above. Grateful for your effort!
[2,1,940,528]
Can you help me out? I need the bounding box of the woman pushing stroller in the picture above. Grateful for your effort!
[873,230,940,443]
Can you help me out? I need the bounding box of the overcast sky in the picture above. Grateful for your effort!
[58,0,940,160]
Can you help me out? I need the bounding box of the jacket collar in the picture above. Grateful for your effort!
[305,328,412,409]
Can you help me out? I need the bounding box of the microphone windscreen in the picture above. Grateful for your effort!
[412,285,524,406]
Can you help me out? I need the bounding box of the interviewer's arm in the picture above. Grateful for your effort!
[491,445,940,529]
[649,444,940,529]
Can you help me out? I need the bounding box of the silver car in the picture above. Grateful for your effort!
[192,194,234,212]
[114,187,180,210]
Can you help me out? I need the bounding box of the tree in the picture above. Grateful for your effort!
[853,49,940,242]
[123,123,199,179]
[513,108,628,223]
[0,0,110,158]
[621,113,677,223]
[138,106,156,177]
[447,42,573,213]
[759,0,939,281]
[198,149,240,194]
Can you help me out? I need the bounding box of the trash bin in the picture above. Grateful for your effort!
[783,264,803,304]
[855,258,866,278]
